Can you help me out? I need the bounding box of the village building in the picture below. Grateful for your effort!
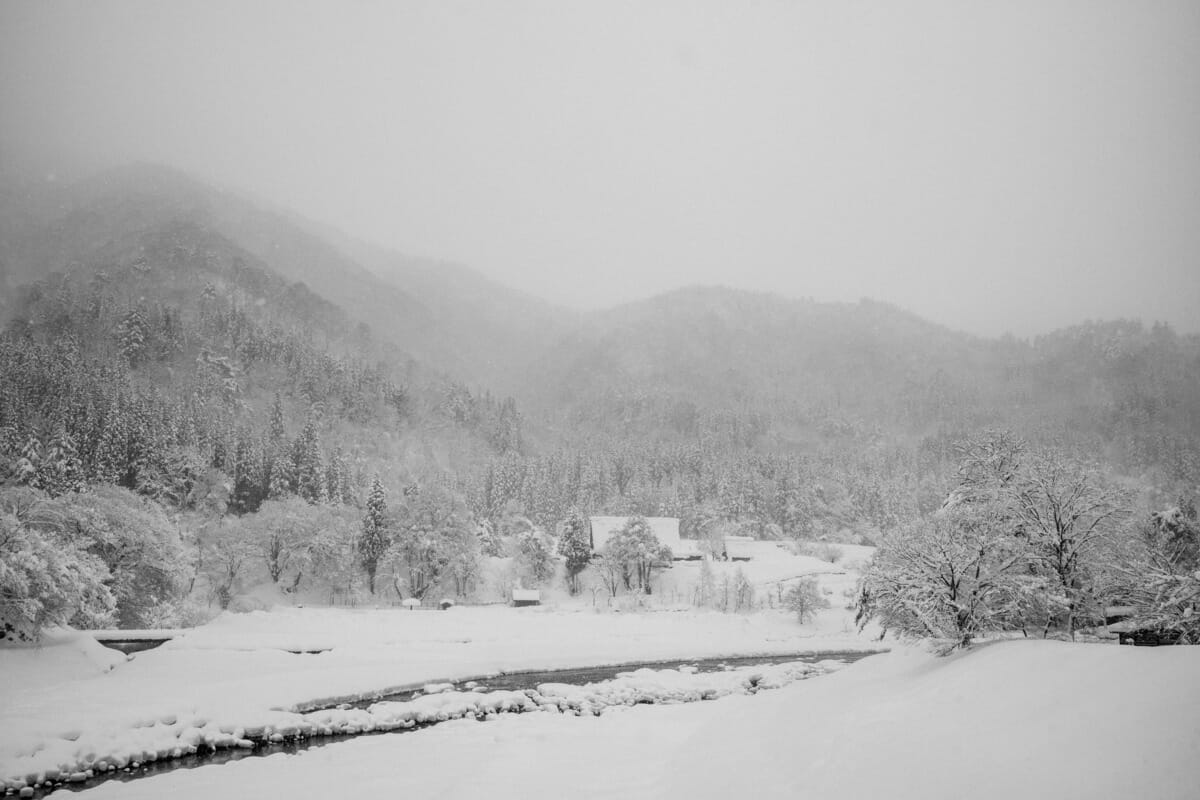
[511,588,541,607]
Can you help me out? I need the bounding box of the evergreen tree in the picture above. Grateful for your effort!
[267,455,293,500]
[268,393,287,443]
[116,306,150,366]
[325,446,349,506]
[91,400,127,484]
[557,510,592,595]
[293,416,325,504]
[359,475,390,594]
[39,428,85,496]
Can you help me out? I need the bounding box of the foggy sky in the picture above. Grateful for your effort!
[2,0,1198,337]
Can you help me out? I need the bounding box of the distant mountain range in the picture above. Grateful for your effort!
[2,162,1197,491]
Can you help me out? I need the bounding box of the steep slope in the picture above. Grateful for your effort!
[309,229,576,394]
[0,164,490,384]
[0,207,522,511]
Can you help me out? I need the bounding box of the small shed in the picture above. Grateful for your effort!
[1109,619,1182,646]
[512,589,541,607]
[588,516,681,555]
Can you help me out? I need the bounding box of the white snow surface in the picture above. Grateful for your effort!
[72,640,1200,800]
[1,604,870,786]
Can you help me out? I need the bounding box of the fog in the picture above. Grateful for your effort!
[2,0,1198,336]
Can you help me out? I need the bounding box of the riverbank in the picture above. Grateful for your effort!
[75,640,1200,800]
[0,604,877,790]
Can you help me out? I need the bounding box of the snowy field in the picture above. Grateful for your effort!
[4,543,1198,798]
[64,640,1200,800]
[0,560,869,792]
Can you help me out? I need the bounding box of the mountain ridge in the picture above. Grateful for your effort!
[2,162,1197,494]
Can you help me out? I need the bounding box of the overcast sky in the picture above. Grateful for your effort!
[2,0,1198,336]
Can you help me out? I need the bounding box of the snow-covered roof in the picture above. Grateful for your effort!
[723,536,757,560]
[512,589,541,602]
[588,516,681,553]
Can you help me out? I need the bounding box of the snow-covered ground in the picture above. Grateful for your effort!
[7,542,1195,798]
[0,592,871,790]
[65,640,1200,800]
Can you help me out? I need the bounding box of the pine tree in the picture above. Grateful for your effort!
[116,305,150,366]
[268,393,286,443]
[91,400,127,484]
[294,416,325,504]
[267,455,293,500]
[557,510,592,595]
[359,475,390,594]
[325,446,348,505]
[14,435,41,487]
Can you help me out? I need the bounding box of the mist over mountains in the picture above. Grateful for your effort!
[1,162,1197,542]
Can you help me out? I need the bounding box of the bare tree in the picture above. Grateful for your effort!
[594,552,623,600]
[1011,452,1130,639]
[1111,502,1200,643]
[858,505,1053,648]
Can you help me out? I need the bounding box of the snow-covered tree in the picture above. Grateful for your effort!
[359,475,390,594]
[46,485,188,627]
[732,566,755,611]
[594,550,624,600]
[445,523,482,599]
[557,511,591,595]
[476,517,505,557]
[514,528,555,586]
[38,429,85,497]
[243,497,319,585]
[116,305,150,366]
[784,576,829,623]
[199,517,257,609]
[1114,502,1200,643]
[688,502,729,559]
[1010,452,1130,638]
[292,416,325,504]
[387,484,476,600]
[0,492,115,641]
[858,505,1055,648]
[603,516,672,595]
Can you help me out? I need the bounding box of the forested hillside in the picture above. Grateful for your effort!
[0,163,566,389]
[1,163,1197,633]
[0,201,524,509]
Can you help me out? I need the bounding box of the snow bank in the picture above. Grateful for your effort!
[0,628,126,695]
[0,658,842,794]
[673,640,1200,800]
[0,605,873,789]
[70,640,1200,800]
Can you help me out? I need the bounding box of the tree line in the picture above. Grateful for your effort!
[857,431,1199,648]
